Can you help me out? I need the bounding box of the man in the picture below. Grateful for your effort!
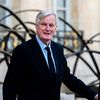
[3,11,98,100]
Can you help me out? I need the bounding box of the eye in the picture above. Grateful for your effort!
[40,23,55,27]
[41,23,47,26]
[49,24,54,27]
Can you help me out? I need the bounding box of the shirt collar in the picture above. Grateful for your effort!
[36,35,51,50]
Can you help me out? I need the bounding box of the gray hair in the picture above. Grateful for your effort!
[35,11,57,25]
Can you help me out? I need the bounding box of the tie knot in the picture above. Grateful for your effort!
[45,46,50,50]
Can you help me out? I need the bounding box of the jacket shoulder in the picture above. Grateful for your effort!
[51,41,63,51]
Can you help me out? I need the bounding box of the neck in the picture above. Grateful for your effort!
[36,35,51,46]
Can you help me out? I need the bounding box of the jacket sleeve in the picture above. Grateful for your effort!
[3,45,25,100]
[61,50,96,100]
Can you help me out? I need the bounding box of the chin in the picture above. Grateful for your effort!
[46,38,52,41]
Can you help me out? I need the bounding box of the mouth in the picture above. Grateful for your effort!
[44,32,51,35]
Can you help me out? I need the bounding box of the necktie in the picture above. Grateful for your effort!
[45,47,55,75]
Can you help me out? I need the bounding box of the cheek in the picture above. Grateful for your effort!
[52,28,56,34]
[36,27,42,34]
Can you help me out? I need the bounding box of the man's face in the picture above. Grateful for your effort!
[36,15,57,44]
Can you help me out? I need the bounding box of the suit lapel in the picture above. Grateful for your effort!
[31,36,62,78]
[30,36,63,83]
[51,42,64,86]
[31,35,50,73]
[51,42,60,75]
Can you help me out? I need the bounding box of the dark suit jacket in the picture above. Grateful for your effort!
[3,35,96,100]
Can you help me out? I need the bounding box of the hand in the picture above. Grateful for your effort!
[95,94,98,100]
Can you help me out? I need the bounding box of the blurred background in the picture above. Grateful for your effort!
[0,0,100,100]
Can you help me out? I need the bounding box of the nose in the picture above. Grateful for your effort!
[45,24,50,31]
[46,24,50,29]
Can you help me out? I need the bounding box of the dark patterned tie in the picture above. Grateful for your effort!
[45,47,55,75]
